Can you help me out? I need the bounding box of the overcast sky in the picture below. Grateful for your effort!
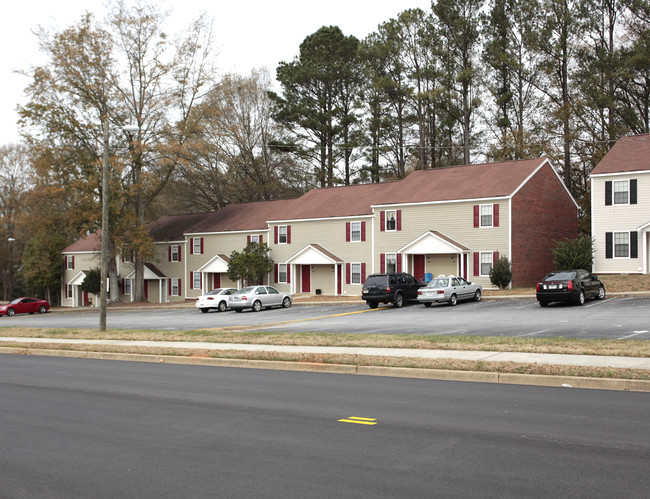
[0,0,431,144]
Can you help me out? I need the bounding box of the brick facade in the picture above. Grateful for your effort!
[511,163,578,286]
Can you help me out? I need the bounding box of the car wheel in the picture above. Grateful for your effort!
[576,290,585,306]
[597,286,605,300]
[393,293,404,308]
[218,301,227,312]
[7,308,15,317]
[282,297,291,308]
[539,301,548,307]
[367,301,378,309]
[38,305,47,314]
[449,294,457,306]
[252,300,262,312]
[474,289,482,302]
[423,302,432,308]
[200,308,209,313]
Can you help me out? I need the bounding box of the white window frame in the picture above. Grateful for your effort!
[279,225,288,244]
[66,284,73,299]
[171,245,180,262]
[351,263,362,284]
[480,252,494,276]
[66,256,74,270]
[614,232,630,258]
[386,253,397,274]
[350,221,361,242]
[480,204,494,228]
[192,272,201,290]
[192,237,202,254]
[278,264,288,284]
[385,210,397,231]
[124,278,132,295]
[171,278,180,297]
[250,234,261,244]
[613,180,629,205]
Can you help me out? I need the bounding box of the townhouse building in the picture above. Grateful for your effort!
[61,157,578,306]
[591,134,650,275]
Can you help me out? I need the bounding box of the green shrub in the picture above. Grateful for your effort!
[551,236,594,271]
[490,255,512,289]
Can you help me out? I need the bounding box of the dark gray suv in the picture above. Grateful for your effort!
[361,272,424,309]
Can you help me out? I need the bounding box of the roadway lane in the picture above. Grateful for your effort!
[1,355,649,497]
[1,296,648,339]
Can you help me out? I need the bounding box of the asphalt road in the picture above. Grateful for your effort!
[1,355,649,498]
[1,296,649,340]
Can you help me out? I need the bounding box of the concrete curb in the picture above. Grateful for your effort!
[3,347,648,392]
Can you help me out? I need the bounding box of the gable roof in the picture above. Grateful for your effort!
[185,199,297,234]
[62,232,101,253]
[376,158,549,206]
[591,134,650,175]
[148,212,212,242]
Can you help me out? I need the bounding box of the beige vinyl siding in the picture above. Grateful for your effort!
[592,173,650,274]
[373,201,510,287]
[61,252,101,307]
[150,243,186,302]
[270,218,370,295]
[183,232,267,298]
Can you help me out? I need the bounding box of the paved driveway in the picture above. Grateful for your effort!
[0,296,648,340]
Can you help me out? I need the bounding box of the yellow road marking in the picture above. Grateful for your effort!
[338,416,377,425]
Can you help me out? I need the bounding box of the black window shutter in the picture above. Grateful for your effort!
[631,231,638,258]
[630,179,637,204]
[605,181,612,206]
[605,232,613,259]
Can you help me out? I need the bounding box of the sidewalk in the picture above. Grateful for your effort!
[1,337,649,370]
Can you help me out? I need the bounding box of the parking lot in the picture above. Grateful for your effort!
[1,296,649,340]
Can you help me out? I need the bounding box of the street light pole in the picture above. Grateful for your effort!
[99,118,110,331]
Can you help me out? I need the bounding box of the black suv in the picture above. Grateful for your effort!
[361,273,424,309]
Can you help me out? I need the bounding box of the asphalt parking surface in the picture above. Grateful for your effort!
[1,296,649,340]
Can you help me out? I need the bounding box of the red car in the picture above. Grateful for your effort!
[0,297,50,317]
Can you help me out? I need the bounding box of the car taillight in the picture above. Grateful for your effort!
[386,286,391,292]
[568,280,574,290]
[437,290,444,294]
[536,283,541,292]
[207,297,214,300]
[417,290,422,295]
[242,296,247,300]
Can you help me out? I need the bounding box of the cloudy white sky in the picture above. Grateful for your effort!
[1,0,431,144]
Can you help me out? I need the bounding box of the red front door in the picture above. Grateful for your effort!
[301,265,311,293]
[413,255,425,282]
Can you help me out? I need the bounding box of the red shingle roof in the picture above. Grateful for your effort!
[591,134,650,175]
[148,212,212,242]
[62,232,101,253]
[185,199,298,234]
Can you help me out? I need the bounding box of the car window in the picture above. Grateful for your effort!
[225,289,237,295]
[452,278,460,286]
[266,287,279,294]
[545,272,576,281]
[240,287,255,294]
[364,275,386,287]
[459,278,468,285]
[255,287,267,295]
[430,279,448,288]
[389,275,397,285]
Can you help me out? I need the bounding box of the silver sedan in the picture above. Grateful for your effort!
[228,285,292,312]
[417,275,482,307]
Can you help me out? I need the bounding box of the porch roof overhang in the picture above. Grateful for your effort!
[287,244,344,265]
[637,220,650,231]
[197,254,230,273]
[398,231,470,255]
[67,271,87,286]
[126,263,167,280]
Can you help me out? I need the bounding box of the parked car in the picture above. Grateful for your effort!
[536,270,606,307]
[361,272,424,309]
[0,297,50,317]
[195,288,238,313]
[228,286,292,312]
[417,275,482,307]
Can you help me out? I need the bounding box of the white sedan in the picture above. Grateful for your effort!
[195,288,238,313]
[417,275,482,307]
